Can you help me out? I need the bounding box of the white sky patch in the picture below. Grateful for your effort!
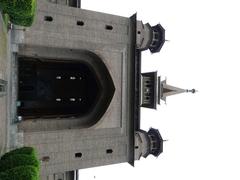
[80,0,240,179]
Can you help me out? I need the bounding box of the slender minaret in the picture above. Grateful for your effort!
[159,77,196,104]
[141,72,196,108]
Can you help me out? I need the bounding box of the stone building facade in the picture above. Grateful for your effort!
[0,0,195,179]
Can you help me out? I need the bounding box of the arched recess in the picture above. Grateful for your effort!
[17,49,115,131]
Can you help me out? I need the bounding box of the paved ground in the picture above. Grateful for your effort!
[0,13,24,156]
[0,13,9,156]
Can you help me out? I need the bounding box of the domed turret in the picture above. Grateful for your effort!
[149,24,165,53]
[135,128,164,160]
[136,22,165,53]
[147,128,163,157]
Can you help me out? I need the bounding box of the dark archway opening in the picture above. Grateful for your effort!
[18,57,101,119]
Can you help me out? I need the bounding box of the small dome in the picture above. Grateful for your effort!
[148,128,163,157]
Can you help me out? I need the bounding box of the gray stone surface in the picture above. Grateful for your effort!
[0,14,24,156]
[9,1,136,178]
[0,14,8,156]
[3,1,163,179]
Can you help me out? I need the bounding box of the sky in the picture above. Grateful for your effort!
[80,0,240,179]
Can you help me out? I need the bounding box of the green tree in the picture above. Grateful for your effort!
[0,147,40,180]
[0,0,37,27]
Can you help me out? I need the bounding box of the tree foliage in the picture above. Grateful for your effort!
[0,0,36,27]
[0,147,40,180]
